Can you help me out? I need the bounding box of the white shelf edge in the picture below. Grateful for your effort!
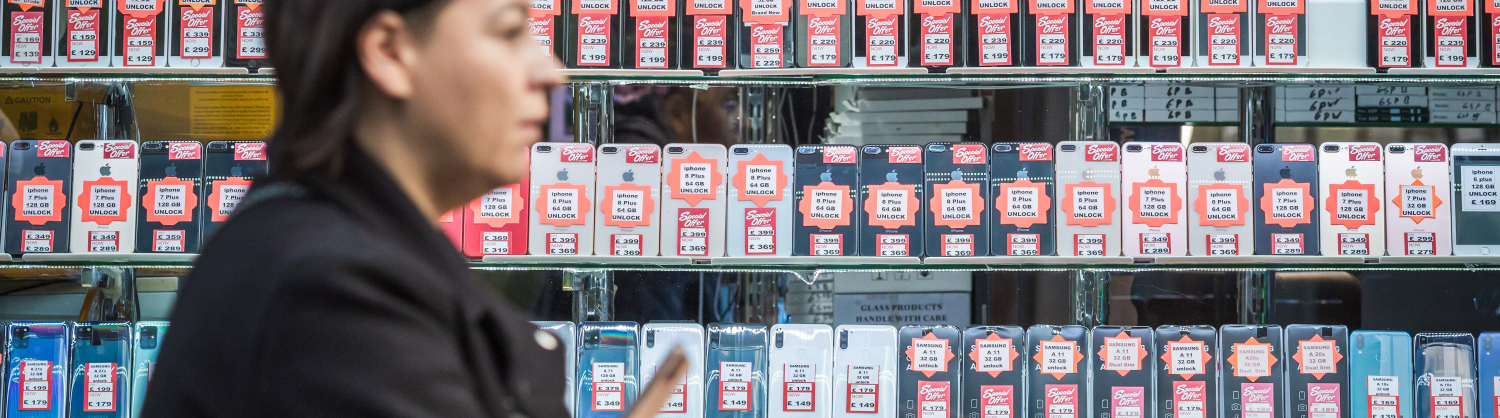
[1166,66,1377,74]
[710,256,921,265]
[37,67,254,74]
[21,253,196,263]
[945,67,1158,74]
[1377,255,1500,265]
[720,67,934,77]
[562,69,705,77]
[1154,255,1368,264]
[480,255,696,265]
[923,256,1137,265]
[1386,67,1500,75]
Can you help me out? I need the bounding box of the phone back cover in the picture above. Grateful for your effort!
[858,145,925,257]
[1187,143,1254,256]
[991,143,1056,256]
[530,143,597,255]
[660,144,727,257]
[577,322,639,418]
[898,325,961,418]
[1093,326,1155,418]
[641,323,705,418]
[69,322,131,418]
[1414,333,1476,418]
[1155,325,1218,418]
[962,326,1026,418]
[7,140,72,255]
[1121,142,1187,257]
[1319,143,1386,256]
[1350,330,1412,418]
[1026,325,1089,418]
[6,321,69,417]
[72,140,139,253]
[129,321,168,418]
[202,141,267,241]
[924,142,990,256]
[1478,332,1499,418]
[1220,324,1286,418]
[726,144,794,257]
[1253,144,1319,255]
[596,144,663,257]
[1055,141,1123,257]
[1285,325,1349,418]
[768,324,833,418]
[794,145,860,256]
[706,323,768,418]
[1385,144,1452,256]
[137,142,203,254]
[463,165,529,257]
[833,325,898,418]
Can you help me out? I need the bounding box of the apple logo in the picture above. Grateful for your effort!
[557,168,569,181]
[1083,168,1094,180]
[99,164,111,176]
[1279,165,1292,179]
[1016,166,1029,180]
[1213,168,1226,181]
[819,168,832,182]
[1147,166,1160,179]
[164,163,178,177]
[1412,167,1423,179]
[230,164,243,177]
[1345,165,1357,178]
[950,168,963,181]
[32,163,45,177]
[622,169,635,182]
[886,170,898,182]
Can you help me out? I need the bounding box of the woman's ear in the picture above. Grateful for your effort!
[356,10,420,100]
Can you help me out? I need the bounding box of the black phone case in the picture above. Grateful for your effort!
[223,2,264,69]
[166,0,226,64]
[1285,325,1350,418]
[201,141,266,241]
[136,141,204,254]
[924,142,989,257]
[898,325,962,418]
[1027,325,1089,418]
[1221,324,1287,418]
[857,145,925,257]
[794,145,859,256]
[1155,325,1218,418]
[1252,144,1320,255]
[990,142,1056,256]
[962,325,1027,418]
[5,140,70,255]
[1092,326,1155,418]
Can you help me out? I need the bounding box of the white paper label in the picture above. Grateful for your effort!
[940,187,974,222]
[480,188,514,219]
[547,188,580,220]
[876,189,909,222]
[811,189,844,220]
[611,189,646,223]
[1005,186,1041,218]
[746,164,778,196]
[612,234,643,256]
[1298,341,1335,375]
[1463,166,1500,211]
[1075,234,1105,256]
[483,231,511,255]
[912,339,948,371]
[974,339,1013,372]
[1072,186,1106,220]
[679,163,713,195]
[1040,341,1076,374]
[1104,338,1139,370]
[1270,187,1304,219]
[1236,343,1269,376]
[1168,341,1203,375]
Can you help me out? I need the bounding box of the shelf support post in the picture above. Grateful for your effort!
[741,86,785,144]
[1238,271,1273,324]
[568,269,613,322]
[1240,86,1274,143]
[1069,269,1108,327]
[1072,82,1109,141]
[572,83,614,145]
[79,267,133,321]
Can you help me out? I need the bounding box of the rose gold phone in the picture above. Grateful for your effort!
[1384,143,1452,256]
[1121,142,1187,257]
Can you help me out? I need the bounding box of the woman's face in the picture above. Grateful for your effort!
[406,0,561,188]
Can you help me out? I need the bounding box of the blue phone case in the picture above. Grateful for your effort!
[1351,331,1413,418]
[706,323,767,418]
[69,322,132,418]
[129,321,168,418]
[1479,333,1499,418]
[577,322,639,418]
[1414,333,1477,418]
[6,322,71,418]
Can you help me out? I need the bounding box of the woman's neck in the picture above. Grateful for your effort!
[351,110,447,225]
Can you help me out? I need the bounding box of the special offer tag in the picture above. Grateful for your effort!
[744,207,778,254]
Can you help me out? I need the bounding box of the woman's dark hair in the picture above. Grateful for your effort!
[263,0,448,182]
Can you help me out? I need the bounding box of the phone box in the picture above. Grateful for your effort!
[1092,326,1155,418]
[225,0,266,69]
[57,0,111,68]
[1141,0,1189,67]
[1286,325,1349,418]
[794,145,859,256]
[1221,324,1286,418]
[1,0,55,68]
[795,0,852,67]
[1369,0,1420,69]
[137,141,204,254]
[833,325,898,418]
[1478,332,1499,418]
[167,0,223,67]
[1056,141,1123,257]
[1320,143,1386,257]
[1253,0,1305,66]
[1187,143,1253,256]
[898,325,962,418]
[1155,325,1217,418]
[1122,142,1187,257]
[925,142,989,257]
[1414,332,1476,418]
[1350,331,1412,418]
[967,0,1023,66]
[910,0,964,69]
[534,321,579,416]
[686,0,735,71]
[532,0,568,59]
[530,143,597,256]
[68,322,132,417]
[1384,144,1452,256]
[768,324,833,417]
[578,322,639,417]
[641,322,705,418]
[962,326,1026,418]
[1026,325,1089,418]
[463,174,530,257]
[661,144,726,258]
[1427,0,1477,68]
[72,140,139,254]
[858,145,925,257]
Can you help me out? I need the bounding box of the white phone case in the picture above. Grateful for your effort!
[594,144,663,257]
[70,140,138,253]
[1385,143,1453,256]
[1055,141,1123,257]
[1121,142,1187,257]
[1318,142,1386,256]
[1186,142,1254,256]
[659,143,727,258]
[726,144,794,257]
[528,143,597,255]
[832,325,897,418]
[768,324,833,418]
[533,321,579,416]
[640,323,706,418]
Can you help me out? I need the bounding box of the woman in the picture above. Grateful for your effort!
[141,0,567,415]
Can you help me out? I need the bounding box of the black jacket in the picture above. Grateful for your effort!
[141,149,568,417]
